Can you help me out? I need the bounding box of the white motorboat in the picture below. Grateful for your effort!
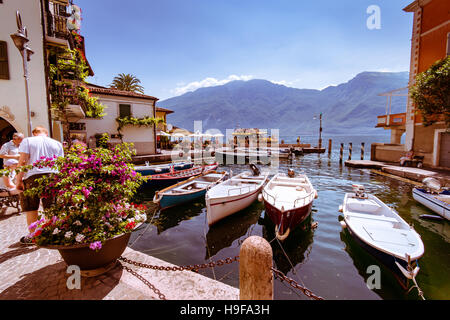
[412,178,450,221]
[206,166,269,226]
[262,170,317,240]
[339,184,425,287]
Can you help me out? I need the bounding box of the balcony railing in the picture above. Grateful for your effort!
[46,2,70,39]
[376,113,406,128]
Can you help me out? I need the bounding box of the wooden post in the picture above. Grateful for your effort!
[361,142,365,160]
[239,236,273,300]
[328,139,332,156]
[348,143,352,160]
[339,143,344,164]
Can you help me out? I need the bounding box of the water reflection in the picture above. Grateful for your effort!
[339,228,417,300]
[262,213,315,275]
[205,202,262,259]
[152,202,205,234]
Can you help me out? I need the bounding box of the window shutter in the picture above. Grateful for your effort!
[0,41,10,80]
[119,104,132,118]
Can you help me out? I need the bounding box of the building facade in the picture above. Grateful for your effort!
[374,0,450,168]
[0,0,51,142]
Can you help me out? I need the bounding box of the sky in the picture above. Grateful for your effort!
[76,0,415,100]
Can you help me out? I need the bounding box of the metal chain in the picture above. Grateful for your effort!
[118,255,240,300]
[120,256,324,300]
[120,264,167,300]
[119,255,239,272]
[271,267,324,300]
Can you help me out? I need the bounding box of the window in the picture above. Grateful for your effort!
[0,41,9,80]
[119,104,131,118]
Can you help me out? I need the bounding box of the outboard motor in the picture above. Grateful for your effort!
[352,184,367,198]
[423,177,441,193]
[288,169,295,178]
[249,163,260,176]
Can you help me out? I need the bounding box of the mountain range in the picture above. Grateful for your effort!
[157,71,410,136]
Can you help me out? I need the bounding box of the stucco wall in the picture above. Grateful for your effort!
[371,143,406,163]
[0,0,50,135]
[82,94,156,155]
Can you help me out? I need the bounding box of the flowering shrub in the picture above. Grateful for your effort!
[24,143,147,250]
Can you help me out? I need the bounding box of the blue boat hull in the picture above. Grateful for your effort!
[136,163,193,177]
[159,189,207,210]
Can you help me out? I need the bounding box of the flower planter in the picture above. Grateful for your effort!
[42,232,131,276]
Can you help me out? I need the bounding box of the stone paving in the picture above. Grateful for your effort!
[0,207,239,300]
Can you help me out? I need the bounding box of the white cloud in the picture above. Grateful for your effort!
[270,80,293,86]
[172,74,253,96]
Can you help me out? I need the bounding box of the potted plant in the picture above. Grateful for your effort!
[23,142,147,274]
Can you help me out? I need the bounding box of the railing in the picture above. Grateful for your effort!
[376,113,406,128]
[263,188,315,209]
[46,2,69,39]
[227,185,252,196]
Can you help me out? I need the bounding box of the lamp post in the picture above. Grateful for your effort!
[10,11,34,137]
[313,113,323,149]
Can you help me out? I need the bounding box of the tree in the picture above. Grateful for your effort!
[110,73,145,94]
[410,56,450,128]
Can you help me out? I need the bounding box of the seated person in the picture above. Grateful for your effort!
[400,150,414,166]
[0,133,24,190]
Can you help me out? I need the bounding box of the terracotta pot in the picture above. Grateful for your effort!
[42,232,131,271]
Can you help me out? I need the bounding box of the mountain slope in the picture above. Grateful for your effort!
[157,71,409,135]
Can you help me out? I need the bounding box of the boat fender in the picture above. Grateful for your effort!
[339,220,347,229]
[314,190,318,199]
[338,205,343,213]
[258,193,263,202]
[275,225,290,241]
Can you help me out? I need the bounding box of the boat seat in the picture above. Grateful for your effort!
[230,179,260,183]
[346,212,398,223]
[270,182,309,188]
[346,198,381,213]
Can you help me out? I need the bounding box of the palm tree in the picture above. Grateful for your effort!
[110,73,145,94]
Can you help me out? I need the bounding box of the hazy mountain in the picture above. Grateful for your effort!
[157,71,409,135]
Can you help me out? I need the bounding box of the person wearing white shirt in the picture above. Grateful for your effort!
[0,132,24,189]
[16,126,64,245]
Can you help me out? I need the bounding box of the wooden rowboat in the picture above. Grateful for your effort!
[153,171,228,210]
[340,184,425,288]
[262,171,317,240]
[206,169,269,226]
[143,163,219,188]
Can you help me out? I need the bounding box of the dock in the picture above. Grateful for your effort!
[345,160,450,186]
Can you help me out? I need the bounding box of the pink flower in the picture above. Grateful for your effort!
[89,241,102,251]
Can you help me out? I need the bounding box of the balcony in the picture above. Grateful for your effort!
[376,113,406,128]
[45,1,70,46]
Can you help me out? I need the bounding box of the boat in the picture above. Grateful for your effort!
[412,178,450,221]
[215,148,271,165]
[153,171,228,210]
[143,163,219,188]
[339,184,425,288]
[205,165,269,226]
[134,161,193,176]
[262,170,317,240]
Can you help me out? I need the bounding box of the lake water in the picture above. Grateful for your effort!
[129,135,450,300]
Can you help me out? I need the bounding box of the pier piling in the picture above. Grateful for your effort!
[339,143,344,164]
[328,139,332,156]
[348,143,352,160]
[361,142,365,160]
[239,236,273,300]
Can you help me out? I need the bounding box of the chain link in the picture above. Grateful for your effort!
[119,255,239,272]
[271,267,324,300]
[120,264,167,300]
[119,256,323,300]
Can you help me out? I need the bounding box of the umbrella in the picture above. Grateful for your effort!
[172,133,186,138]
[157,131,171,136]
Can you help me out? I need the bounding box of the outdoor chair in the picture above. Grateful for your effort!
[0,187,21,214]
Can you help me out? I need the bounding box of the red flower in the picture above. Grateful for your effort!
[125,221,136,230]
